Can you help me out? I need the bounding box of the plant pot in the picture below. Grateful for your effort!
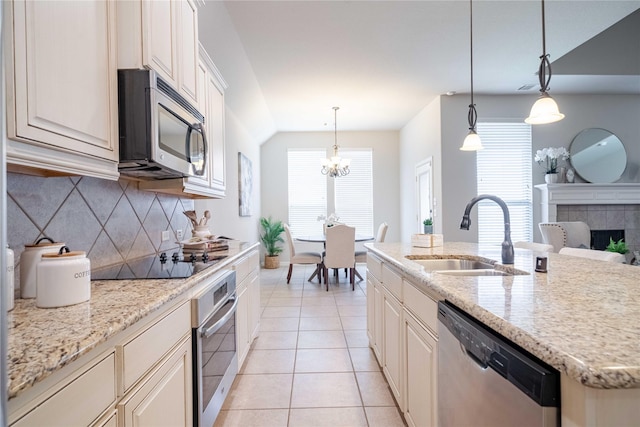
[545,173,559,184]
[264,255,280,269]
[423,225,433,234]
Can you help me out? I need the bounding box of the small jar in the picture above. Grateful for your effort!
[6,245,14,311]
[36,246,90,308]
[21,237,65,299]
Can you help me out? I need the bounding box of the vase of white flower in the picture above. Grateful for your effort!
[535,147,570,182]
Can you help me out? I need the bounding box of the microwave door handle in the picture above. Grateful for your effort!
[189,123,207,176]
[200,296,238,339]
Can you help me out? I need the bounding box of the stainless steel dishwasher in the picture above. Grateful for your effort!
[437,301,560,427]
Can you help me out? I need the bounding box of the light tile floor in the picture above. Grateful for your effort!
[214,264,406,427]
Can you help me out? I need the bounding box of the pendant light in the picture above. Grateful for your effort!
[320,107,351,178]
[525,0,565,125]
[460,0,483,151]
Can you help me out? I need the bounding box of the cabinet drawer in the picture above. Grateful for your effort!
[234,250,259,284]
[403,281,438,335]
[13,353,115,427]
[366,253,382,280]
[121,302,190,391]
[382,264,402,301]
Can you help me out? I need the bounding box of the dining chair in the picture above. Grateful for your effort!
[539,221,591,252]
[558,247,626,263]
[354,222,388,280]
[323,224,356,291]
[283,223,323,284]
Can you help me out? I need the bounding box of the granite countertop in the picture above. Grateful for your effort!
[7,242,259,400]
[366,242,640,390]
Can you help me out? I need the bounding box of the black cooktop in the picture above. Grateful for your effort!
[91,251,227,280]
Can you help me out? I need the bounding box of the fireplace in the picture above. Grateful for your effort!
[591,229,625,250]
[536,183,640,251]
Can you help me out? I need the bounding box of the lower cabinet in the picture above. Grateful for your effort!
[404,310,438,427]
[118,336,192,427]
[382,286,403,408]
[366,259,440,427]
[233,249,261,368]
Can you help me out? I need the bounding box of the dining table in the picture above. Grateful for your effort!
[295,234,374,282]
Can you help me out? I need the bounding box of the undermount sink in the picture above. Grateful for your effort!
[410,259,495,271]
[406,257,517,277]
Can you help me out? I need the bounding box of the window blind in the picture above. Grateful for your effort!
[287,149,327,236]
[476,122,533,245]
[334,149,374,235]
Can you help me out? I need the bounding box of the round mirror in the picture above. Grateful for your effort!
[569,128,626,183]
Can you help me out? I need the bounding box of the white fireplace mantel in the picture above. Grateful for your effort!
[535,183,640,222]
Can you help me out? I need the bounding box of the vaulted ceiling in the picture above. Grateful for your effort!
[218,1,640,134]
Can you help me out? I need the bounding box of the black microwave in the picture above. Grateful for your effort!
[117,69,207,179]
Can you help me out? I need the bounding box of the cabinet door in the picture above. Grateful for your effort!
[404,311,438,427]
[248,269,261,341]
[178,0,199,105]
[366,275,375,345]
[6,0,119,179]
[120,337,192,427]
[236,285,250,368]
[383,288,403,406]
[142,0,178,88]
[206,69,226,196]
[372,280,383,363]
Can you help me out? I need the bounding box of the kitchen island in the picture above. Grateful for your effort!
[6,242,260,426]
[366,241,640,426]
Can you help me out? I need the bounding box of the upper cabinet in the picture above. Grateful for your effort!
[139,44,227,199]
[4,0,120,180]
[117,0,200,107]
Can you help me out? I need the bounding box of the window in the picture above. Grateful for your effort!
[287,149,327,235]
[476,122,533,244]
[334,149,374,236]
[287,148,373,236]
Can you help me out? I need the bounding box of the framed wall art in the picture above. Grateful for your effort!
[238,152,253,216]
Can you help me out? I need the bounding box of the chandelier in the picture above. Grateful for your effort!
[525,0,565,125]
[460,0,483,151]
[321,106,351,177]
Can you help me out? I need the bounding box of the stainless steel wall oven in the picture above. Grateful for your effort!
[191,270,237,427]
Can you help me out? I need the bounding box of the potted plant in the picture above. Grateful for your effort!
[534,147,570,184]
[606,237,628,254]
[260,216,285,269]
[423,218,433,234]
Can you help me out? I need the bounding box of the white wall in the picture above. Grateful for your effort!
[261,130,400,261]
[437,93,640,243]
[399,97,442,242]
[195,110,262,245]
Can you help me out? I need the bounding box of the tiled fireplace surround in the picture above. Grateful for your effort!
[6,172,194,295]
[537,183,640,252]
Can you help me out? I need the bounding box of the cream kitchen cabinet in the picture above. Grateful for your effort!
[8,300,192,426]
[137,45,227,199]
[4,0,120,180]
[233,249,260,368]
[118,336,192,427]
[365,254,440,426]
[403,309,438,427]
[117,0,199,107]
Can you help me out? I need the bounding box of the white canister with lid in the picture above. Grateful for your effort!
[20,237,65,299]
[36,246,91,308]
[6,245,14,311]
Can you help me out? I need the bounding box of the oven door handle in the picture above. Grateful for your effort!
[200,296,238,339]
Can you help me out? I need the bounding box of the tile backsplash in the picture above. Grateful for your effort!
[6,172,195,293]
[556,204,640,251]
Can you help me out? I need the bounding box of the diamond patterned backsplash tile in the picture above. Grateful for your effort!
[6,172,196,295]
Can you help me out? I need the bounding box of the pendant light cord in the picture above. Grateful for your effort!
[333,106,339,155]
[468,0,478,131]
[538,0,552,93]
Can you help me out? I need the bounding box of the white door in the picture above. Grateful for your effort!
[416,158,434,232]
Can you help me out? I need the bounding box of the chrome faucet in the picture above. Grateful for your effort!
[460,194,514,264]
